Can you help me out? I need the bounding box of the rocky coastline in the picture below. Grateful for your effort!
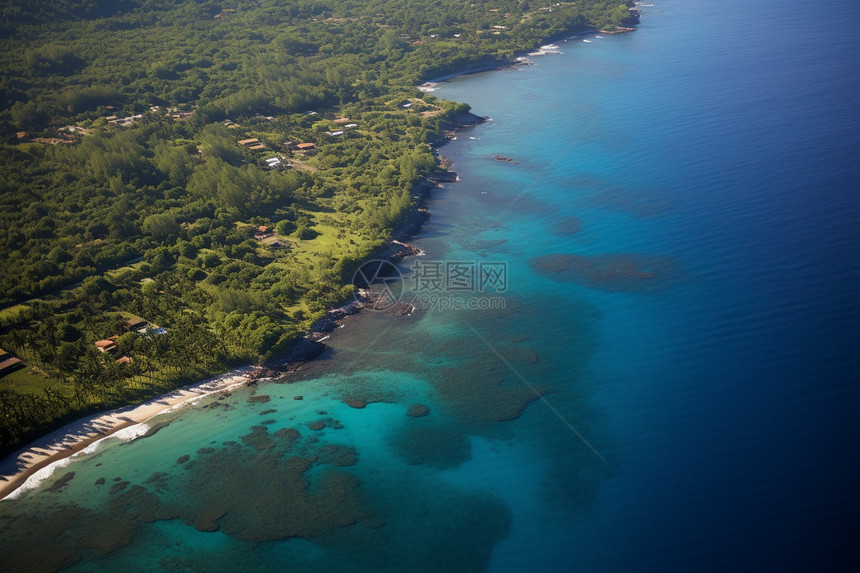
[252,109,487,379]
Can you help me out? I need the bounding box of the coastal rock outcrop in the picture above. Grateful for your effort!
[278,338,326,366]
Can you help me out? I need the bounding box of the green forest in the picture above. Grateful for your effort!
[0,0,638,455]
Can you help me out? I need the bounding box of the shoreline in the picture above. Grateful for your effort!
[0,20,637,502]
[0,367,260,500]
[418,26,634,90]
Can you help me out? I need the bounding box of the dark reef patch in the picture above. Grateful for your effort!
[552,216,583,236]
[317,444,358,467]
[177,449,371,541]
[530,253,680,292]
[273,427,302,449]
[46,471,75,493]
[430,361,544,431]
[239,425,277,450]
[389,420,471,469]
[108,480,130,495]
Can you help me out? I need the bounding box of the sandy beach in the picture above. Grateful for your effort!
[0,366,259,501]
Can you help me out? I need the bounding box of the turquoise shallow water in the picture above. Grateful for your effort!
[2,1,859,571]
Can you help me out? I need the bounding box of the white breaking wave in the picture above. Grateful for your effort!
[529,44,563,56]
[4,422,151,500]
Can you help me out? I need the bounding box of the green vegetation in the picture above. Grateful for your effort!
[0,0,638,454]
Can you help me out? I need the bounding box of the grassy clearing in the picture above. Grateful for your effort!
[0,365,53,395]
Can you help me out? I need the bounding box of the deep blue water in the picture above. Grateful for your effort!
[2,1,858,571]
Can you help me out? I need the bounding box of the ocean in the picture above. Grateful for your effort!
[2,0,859,571]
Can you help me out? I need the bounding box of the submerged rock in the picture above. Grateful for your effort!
[306,420,327,431]
[406,403,430,417]
[109,480,130,495]
[47,471,75,493]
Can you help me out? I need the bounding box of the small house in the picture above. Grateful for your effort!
[125,317,148,331]
[238,138,260,147]
[95,337,119,353]
[0,356,23,376]
[254,224,274,240]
